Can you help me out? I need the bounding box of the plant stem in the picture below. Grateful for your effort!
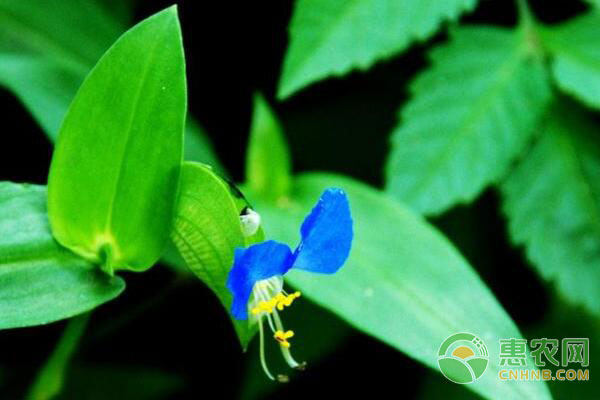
[516,0,535,28]
[26,313,91,400]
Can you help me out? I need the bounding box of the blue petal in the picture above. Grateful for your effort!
[226,240,293,320]
[292,188,353,274]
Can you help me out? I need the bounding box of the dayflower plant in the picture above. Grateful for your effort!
[227,188,353,381]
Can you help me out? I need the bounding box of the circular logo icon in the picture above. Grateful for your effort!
[437,332,489,384]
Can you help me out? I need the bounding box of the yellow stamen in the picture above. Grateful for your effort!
[274,329,295,348]
[253,291,302,316]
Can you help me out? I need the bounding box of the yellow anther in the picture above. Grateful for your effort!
[294,291,301,298]
[274,330,295,348]
[251,307,261,315]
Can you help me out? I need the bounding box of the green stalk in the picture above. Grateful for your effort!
[26,313,90,400]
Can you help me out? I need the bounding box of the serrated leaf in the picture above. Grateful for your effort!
[171,162,264,349]
[246,93,291,201]
[386,26,552,215]
[247,173,551,400]
[278,0,477,99]
[47,7,186,273]
[0,182,124,329]
[501,103,600,316]
[541,12,600,108]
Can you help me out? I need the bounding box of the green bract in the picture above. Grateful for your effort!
[171,162,264,349]
[0,183,124,329]
[47,6,186,273]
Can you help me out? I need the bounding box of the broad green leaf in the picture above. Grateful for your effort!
[501,103,600,316]
[57,365,184,400]
[247,173,551,400]
[47,7,186,273]
[386,26,551,215]
[278,0,477,99]
[0,0,222,169]
[541,12,600,108]
[246,93,292,201]
[27,314,90,400]
[171,162,264,349]
[0,182,124,329]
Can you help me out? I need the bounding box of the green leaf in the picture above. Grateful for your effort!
[247,173,551,400]
[27,314,90,400]
[0,182,125,329]
[246,93,292,201]
[541,12,600,108]
[501,103,600,316]
[47,7,186,273]
[386,26,552,215]
[171,162,264,349]
[278,0,477,99]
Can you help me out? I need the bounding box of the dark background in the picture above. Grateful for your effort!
[0,0,589,398]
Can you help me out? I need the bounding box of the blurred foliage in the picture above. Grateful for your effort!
[0,0,222,170]
[502,102,600,316]
[56,364,184,400]
[27,314,90,400]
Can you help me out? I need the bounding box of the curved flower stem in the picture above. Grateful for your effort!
[258,318,275,381]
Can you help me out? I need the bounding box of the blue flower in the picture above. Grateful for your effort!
[226,187,353,381]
